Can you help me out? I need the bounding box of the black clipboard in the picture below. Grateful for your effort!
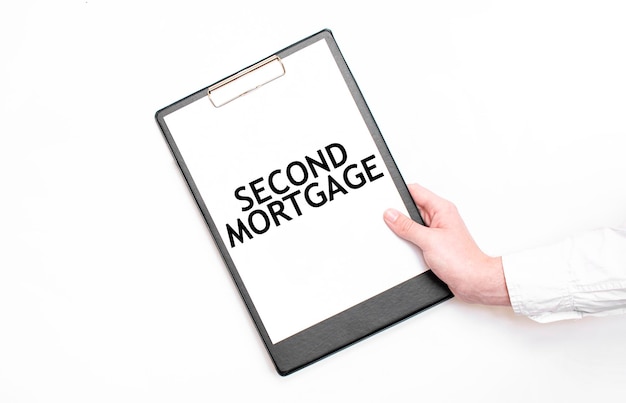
[155,29,451,375]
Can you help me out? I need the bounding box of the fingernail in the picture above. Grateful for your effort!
[384,208,400,223]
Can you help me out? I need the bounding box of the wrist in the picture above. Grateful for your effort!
[479,256,510,306]
[453,255,510,306]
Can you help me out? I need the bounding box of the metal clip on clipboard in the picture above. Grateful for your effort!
[207,56,286,108]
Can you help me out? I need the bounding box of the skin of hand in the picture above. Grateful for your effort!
[383,184,510,306]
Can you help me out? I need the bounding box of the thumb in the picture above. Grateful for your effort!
[383,208,430,249]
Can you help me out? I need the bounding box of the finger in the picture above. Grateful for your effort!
[383,208,430,249]
[407,183,461,228]
[407,183,446,214]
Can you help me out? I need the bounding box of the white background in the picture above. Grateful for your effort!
[1,1,625,402]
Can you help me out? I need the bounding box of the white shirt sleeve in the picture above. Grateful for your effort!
[502,227,626,322]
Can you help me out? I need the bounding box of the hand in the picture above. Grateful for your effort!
[383,184,510,306]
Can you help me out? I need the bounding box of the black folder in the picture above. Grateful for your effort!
[155,29,451,375]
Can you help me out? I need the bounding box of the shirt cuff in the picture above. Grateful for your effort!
[502,238,580,322]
